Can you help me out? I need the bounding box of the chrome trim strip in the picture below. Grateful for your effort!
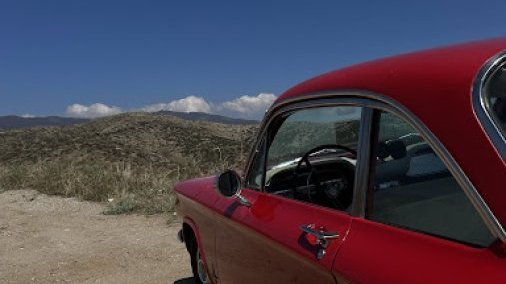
[244,90,506,242]
[472,50,506,160]
[351,108,374,217]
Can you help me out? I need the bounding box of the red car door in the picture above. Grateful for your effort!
[213,105,364,283]
[214,188,352,284]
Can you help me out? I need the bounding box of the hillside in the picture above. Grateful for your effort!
[155,110,258,125]
[0,113,258,213]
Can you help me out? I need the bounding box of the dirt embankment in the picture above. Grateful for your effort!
[0,190,193,283]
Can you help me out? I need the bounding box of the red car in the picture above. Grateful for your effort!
[175,39,506,284]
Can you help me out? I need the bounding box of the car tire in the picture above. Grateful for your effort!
[189,236,211,284]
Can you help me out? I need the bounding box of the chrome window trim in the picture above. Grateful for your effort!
[472,50,506,160]
[351,107,374,217]
[244,90,506,242]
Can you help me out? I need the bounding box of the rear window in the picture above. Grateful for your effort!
[368,111,495,247]
[484,61,506,141]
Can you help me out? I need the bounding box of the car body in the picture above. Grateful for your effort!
[175,39,506,284]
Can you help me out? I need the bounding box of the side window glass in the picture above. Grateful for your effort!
[368,111,495,247]
[484,62,506,139]
[265,106,362,212]
[245,138,266,190]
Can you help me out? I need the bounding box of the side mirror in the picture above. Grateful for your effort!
[215,170,251,207]
[216,170,241,197]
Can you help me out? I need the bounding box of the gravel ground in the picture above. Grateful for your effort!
[0,190,193,283]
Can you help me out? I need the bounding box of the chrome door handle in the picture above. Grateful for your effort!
[299,224,339,248]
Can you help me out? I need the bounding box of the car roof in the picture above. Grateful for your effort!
[277,38,506,105]
[275,38,506,228]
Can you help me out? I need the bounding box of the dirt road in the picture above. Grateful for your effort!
[0,190,193,283]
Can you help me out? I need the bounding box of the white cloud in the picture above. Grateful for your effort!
[64,93,277,120]
[140,96,212,113]
[220,93,276,118]
[65,103,123,118]
[21,114,36,118]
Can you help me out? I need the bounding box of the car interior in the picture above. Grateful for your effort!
[265,145,357,211]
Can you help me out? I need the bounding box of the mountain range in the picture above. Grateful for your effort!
[0,115,88,131]
[0,111,258,131]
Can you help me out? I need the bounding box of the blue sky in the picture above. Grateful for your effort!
[1,0,505,118]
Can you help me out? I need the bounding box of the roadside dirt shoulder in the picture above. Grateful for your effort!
[0,190,192,283]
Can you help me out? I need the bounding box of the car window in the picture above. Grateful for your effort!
[264,106,362,211]
[484,61,506,141]
[367,111,495,247]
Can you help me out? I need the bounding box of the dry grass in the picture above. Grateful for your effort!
[0,113,258,214]
[0,160,178,214]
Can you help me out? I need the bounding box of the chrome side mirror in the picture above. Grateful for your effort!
[215,170,251,207]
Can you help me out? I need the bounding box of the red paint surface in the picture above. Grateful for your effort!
[334,218,506,283]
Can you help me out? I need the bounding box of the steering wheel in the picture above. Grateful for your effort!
[293,144,357,210]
